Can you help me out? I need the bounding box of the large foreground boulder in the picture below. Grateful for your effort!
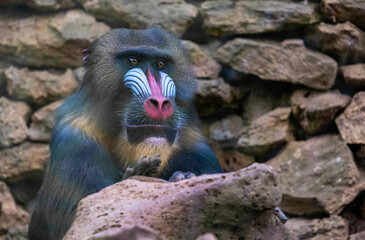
[64,164,294,240]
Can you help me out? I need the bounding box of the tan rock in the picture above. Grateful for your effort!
[336,92,365,144]
[267,134,362,215]
[215,149,254,172]
[321,0,365,28]
[77,0,198,37]
[0,182,30,235]
[28,100,63,142]
[290,90,351,135]
[287,215,349,240]
[209,115,243,149]
[0,0,76,11]
[182,40,221,79]
[64,164,294,240]
[5,67,78,106]
[0,97,32,148]
[306,21,365,63]
[238,107,293,157]
[0,10,110,68]
[341,64,365,86]
[216,39,337,90]
[0,142,49,184]
[350,231,365,240]
[202,0,320,36]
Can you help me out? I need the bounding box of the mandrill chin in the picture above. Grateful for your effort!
[28,27,222,240]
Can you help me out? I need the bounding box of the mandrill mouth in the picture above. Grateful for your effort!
[126,125,177,145]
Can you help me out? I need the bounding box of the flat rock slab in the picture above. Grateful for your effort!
[64,164,295,240]
[267,135,362,216]
[336,92,365,144]
[216,39,337,90]
[287,215,348,240]
[201,0,319,36]
[77,0,198,37]
[290,90,351,135]
[341,64,365,86]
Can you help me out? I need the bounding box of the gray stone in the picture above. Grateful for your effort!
[267,134,362,215]
[202,0,320,36]
[0,225,28,240]
[0,10,110,68]
[0,182,30,235]
[290,90,351,135]
[209,115,243,149]
[321,0,365,28]
[28,100,63,142]
[77,0,198,37]
[5,67,79,106]
[336,92,365,144]
[64,164,294,240]
[287,215,349,240]
[0,142,49,184]
[216,39,337,90]
[0,97,32,148]
[341,64,365,86]
[350,231,365,240]
[0,0,76,11]
[181,40,221,79]
[0,61,11,96]
[238,107,293,157]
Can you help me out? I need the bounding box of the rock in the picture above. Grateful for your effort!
[287,215,349,240]
[0,225,28,240]
[267,134,362,215]
[181,40,221,79]
[0,97,32,148]
[0,10,110,68]
[0,142,49,184]
[238,107,293,158]
[77,0,198,37]
[341,191,365,235]
[290,90,351,135]
[91,225,165,240]
[216,39,337,90]
[350,231,365,240]
[209,115,243,149]
[196,233,217,240]
[305,22,365,63]
[0,182,30,235]
[0,61,11,96]
[341,64,365,86]
[201,0,320,36]
[64,164,294,240]
[336,92,365,144]
[195,78,244,117]
[0,0,76,11]
[321,0,365,28]
[28,100,63,142]
[5,67,78,106]
[214,148,255,172]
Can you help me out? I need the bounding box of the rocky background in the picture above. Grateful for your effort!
[0,0,364,239]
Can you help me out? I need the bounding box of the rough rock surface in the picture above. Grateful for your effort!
[216,39,337,90]
[28,100,63,142]
[5,67,78,106]
[0,225,28,240]
[91,225,166,240]
[201,0,320,36]
[321,0,365,28]
[0,97,32,148]
[182,40,221,79]
[209,115,243,149]
[0,182,30,235]
[0,142,49,184]
[349,231,365,240]
[238,107,293,157]
[0,10,110,68]
[64,164,294,240]
[267,134,361,215]
[287,215,349,240]
[0,0,76,11]
[215,149,254,173]
[336,92,365,144]
[305,21,365,63]
[341,64,365,86]
[290,90,351,135]
[195,78,244,116]
[0,61,11,96]
[77,0,198,37]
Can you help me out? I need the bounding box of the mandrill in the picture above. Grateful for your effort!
[28,28,222,240]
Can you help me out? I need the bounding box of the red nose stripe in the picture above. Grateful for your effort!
[146,69,162,96]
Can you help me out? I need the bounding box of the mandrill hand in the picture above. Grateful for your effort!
[122,154,162,180]
[169,171,196,182]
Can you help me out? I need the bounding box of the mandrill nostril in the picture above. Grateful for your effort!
[144,96,174,120]
[149,98,159,108]
[162,100,170,107]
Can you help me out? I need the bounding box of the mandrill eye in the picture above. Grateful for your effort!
[128,57,139,65]
[156,60,165,69]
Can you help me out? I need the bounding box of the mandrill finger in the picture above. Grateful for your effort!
[122,167,134,180]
